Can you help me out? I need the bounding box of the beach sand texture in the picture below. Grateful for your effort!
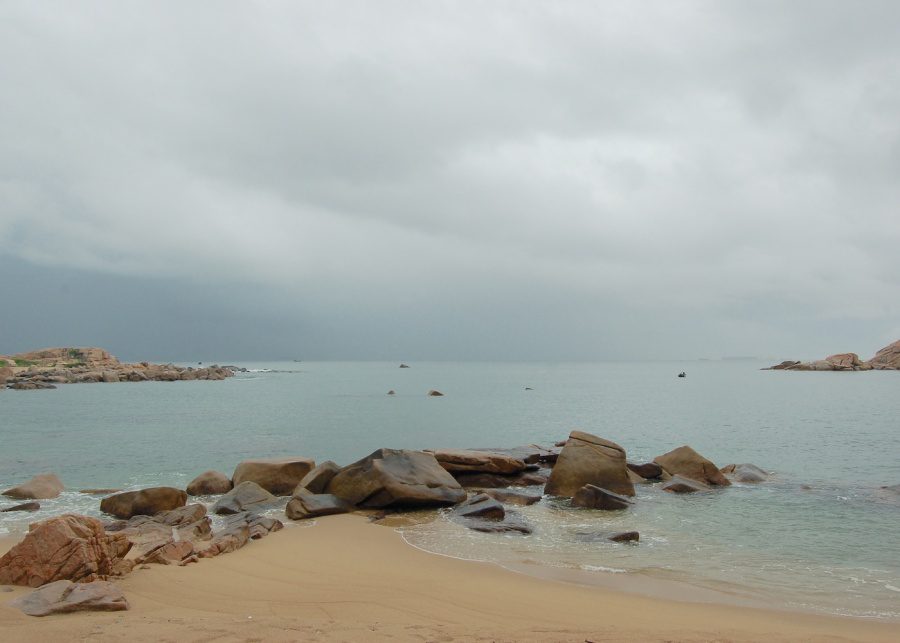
[1,514,897,642]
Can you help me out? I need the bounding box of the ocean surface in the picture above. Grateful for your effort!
[1,360,899,620]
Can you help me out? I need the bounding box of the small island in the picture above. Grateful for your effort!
[0,347,235,390]
[765,339,900,371]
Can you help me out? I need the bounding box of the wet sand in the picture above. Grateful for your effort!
[1,514,898,642]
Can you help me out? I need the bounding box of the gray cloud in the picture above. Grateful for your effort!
[1,1,898,360]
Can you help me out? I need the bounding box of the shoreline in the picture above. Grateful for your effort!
[2,515,899,641]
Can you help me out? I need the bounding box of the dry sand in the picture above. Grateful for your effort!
[1,514,898,642]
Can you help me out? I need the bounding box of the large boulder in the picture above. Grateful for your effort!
[326,449,466,508]
[186,470,233,496]
[10,580,128,616]
[869,339,900,370]
[232,457,316,496]
[212,481,277,515]
[653,445,730,487]
[3,474,64,500]
[285,489,352,520]
[295,461,341,494]
[100,487,187,519]
[430,449,526,475]
[0,515,132,587]
[571,484,633,510]
[544,431,634,498]
[720,463,768,483]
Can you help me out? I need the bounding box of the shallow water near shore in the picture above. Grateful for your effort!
[1,360,899,619]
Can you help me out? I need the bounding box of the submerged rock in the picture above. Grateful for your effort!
[326,449,466,508]
[100,487,188,519]
[661,475,711,493]
[11,580,128,616]
[574,530,639,543]
[720,463,768,483]
[627,462,663,479]
[452,493,505,520]
[481,488,541,506]
[232,457,316,496]
[186,470,233,496]
[571,484,633,510]
[3,474,64,500]
[0,514,131,587]
[545,431,634,498]
[654,445,730,487]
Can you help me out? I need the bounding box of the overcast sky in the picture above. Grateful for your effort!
[1,1,898,361]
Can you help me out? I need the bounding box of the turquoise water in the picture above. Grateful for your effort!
[2,361,899,618]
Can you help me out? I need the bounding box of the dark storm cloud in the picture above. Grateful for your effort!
[1,1,898,360]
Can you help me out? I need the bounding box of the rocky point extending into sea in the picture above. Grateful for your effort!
[765,338,900,372]
[0,347,237,390]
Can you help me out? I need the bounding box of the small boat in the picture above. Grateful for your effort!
[677,372,686,378]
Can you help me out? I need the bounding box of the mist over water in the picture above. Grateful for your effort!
[2,361,899,619]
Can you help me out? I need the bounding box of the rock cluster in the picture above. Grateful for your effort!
[2,346,236,390]
[765,339,900,371]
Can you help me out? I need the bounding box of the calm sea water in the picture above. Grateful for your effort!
[2,361,899,619]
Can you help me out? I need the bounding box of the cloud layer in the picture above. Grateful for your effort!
[2,1,898,360]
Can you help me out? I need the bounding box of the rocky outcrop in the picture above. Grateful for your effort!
[326,449,466,508]
[765,339,900,371]
[571,485,633,510]
[661,475,711,493]
[186,470,233,496]
[429,449,526,475]
[544,431,635,498]
[3,474,64,500]
[212,481,277,515]
[295,461,341,494]
[869,339,900,370]
[285,489,352,520]
[0,515,132,587]
[720,463,768,483]
[654,446,730,487]
[107,504,212,552]
[100,487,187,519]
[198,513,283,558]
[232,458,316,496]
[10,580,128,616]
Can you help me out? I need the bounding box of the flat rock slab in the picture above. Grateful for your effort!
[3,474,64,500]
[430,449,526,475]
[212,481,277,515]
[232,458,316,496]
[572,484,633,510]
[11,580,128,616]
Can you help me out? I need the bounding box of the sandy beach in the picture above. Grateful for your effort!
[1,514,897,642]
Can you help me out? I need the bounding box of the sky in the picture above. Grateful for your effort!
[1,1,898,362]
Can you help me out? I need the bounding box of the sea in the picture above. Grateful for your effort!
[1,360,898,620]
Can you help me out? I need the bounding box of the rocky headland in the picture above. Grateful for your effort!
[0,347,236,390]
[765,338,900,371]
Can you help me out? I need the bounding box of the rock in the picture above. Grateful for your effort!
[10,381,57,390]
[481,488,541,506]
[296,461,341,494]
[572,484,633,510]
[554,440,567,447]
[3,474,64,500]
[0,515,132,587]
[720,463,768,483]
[100,487,188,519]
[112,504,211,550]
[285,489,352,520]
[101,371,120,383]
[387,390,396,395]
[869,339,900,370]
[212,481,277,515]
[399,364,410,368]
[661,475,711,493]
[767,360,801,370]
[627,462,663,479]
[79,489,122,496]
[10,580,128,616]
[454,470,549,489]
[493,444,560,465]
[138,540,196,565]
[427,389,444,396]
[452,493,505,520]
[186,470,233,496]
[609,531,640,543]
[627,469,647,484]
[825,353,861,370]
[326,449,466,508]
[544,431,635,498]
[430,449,527,475]
[2,501,40,512]
[653,445,730,486]
[459,512,532,535]
[198,513,283,558]
[232,457,316,496]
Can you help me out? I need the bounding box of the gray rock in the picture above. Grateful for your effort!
[571,484,633,510]
[481,488,541,506]
[212,481,277,515]
[452,494,505,520]
[285,489,352,520]
[10,580,128,616]
[720,463,768,483]
[296,461,341,494]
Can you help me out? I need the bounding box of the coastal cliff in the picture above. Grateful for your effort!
[0,347,235,390]
[766,339,900,371]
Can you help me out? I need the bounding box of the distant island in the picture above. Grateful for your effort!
[0,347,236,390]
[765,339,900,371]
